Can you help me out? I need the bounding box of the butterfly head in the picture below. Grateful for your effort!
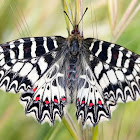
[71,25,80,35]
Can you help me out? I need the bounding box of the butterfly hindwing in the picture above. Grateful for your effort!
[20,63,67,124]
[76,56,113,126]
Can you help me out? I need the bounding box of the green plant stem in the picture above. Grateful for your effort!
[62,117,79,140]
[92,125,98,140]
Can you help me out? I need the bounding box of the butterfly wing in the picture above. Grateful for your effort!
[0,36,67,124]
[20,59,67,125]
[76,38,140,126]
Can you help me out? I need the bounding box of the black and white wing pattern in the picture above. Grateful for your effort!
[0,36,67,124]
[76,38,140,126]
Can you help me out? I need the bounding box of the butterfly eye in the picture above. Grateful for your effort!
[71,30,75,34]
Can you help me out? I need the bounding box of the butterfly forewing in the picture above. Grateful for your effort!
[0,36,63,92]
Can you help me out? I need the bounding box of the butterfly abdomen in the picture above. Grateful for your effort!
[67,56,78,103]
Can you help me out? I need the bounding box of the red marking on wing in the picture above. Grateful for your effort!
[67,80,69,85]
[62,98,66,102]
[67,73,69,78]
[89,103,93,107]
[113,52,118,60]
[45,100,49,104]
[33,87,37,92]
[35,97,39,101]
[132,55,138,60]
[98,100,102,105]
[81,100,85,104]
[54,99,58,103]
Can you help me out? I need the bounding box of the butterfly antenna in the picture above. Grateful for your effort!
[77,7,88,26]
[64,11,74,28]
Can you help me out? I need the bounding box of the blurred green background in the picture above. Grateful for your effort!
[0,0,140,140]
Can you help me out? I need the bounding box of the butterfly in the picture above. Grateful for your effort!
[0,8,140,127]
